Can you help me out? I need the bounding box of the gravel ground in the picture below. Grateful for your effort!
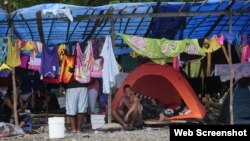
[1,127,169,141]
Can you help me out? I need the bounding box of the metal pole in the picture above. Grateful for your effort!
[228,10,234,125]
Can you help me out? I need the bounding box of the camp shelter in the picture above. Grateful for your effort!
[112,62,206,120]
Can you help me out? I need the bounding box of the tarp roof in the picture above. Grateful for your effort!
[0,0,249,54]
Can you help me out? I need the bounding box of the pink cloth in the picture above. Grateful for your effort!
[214,34,224,46]
[74,42,94,83]
[172,56,179,71]
[19,56,29,68]
[241,44,250,63]
[28,57,41,72]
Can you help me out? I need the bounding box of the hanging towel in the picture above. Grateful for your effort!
[100,36,119,94]
[0,37,8,65]
[117,33,205,65]
[40,45,60,78]
[74,42,94,83]
[6,37,21,67]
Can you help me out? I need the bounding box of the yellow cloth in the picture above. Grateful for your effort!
[17,39,35,50]
[0,63,11,71]
[58,44,66,61]
[6,38,21,67]
[202,36,221,53]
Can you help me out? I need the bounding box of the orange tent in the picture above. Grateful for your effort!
[112,62,205,120]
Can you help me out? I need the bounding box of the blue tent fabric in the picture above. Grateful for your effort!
[0,0,249,55]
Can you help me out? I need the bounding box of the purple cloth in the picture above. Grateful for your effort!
[234,34,241,47]
[224,33,234,44]
[0,69,11,77]
[40,45,59,78]
[91,38,105,59]
[242,35,248,46]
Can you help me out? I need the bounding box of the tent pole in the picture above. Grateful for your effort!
[228,10,234,125]
[108,17,115,124]
[10,23,18,126]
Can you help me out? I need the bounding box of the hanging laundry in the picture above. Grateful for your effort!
[16,39,34,50]
[40,45,60,78]
[184,39,204,55]
[241,44,250,63]
[91,37,105,59]
[74,42,94,83]
[214,34,224,46]
[58,44,66,61]
[242,35,248,47]
[234,34,242,47]
[91,58,103,78]
[0,64,11,71]
[36,42,43,53]
[202,35,221,53]
[223,33,234,44]
[0,69,11,77]
[28,57,41,72]
[215,62,250,82]
[58,44,75,83]
[172,57,179,71]
[42,8,73,22]
[184,60,202,78]
[6,37,21,67]
[19,56,29,69]
[100,35,119,94]
[117,33,205,65]
[0,37,8,65]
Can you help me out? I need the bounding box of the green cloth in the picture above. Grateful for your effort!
[184,60,204,78]
[117,33,205,65]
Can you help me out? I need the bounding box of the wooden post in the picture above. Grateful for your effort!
[108,18,115,123]
[206,53,211,76]
[10,23,18,126]
[11,68,18,126]
[228,11,234,125]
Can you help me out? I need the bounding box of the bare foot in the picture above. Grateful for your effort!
[124,115,129,123]
[158,113,165,122]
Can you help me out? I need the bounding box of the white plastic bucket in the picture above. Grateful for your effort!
[48,117,65,139]
[91,115,105,129]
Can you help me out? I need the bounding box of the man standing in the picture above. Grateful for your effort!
[61,81,92,133]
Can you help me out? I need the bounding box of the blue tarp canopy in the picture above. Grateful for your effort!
[0,0,249,54]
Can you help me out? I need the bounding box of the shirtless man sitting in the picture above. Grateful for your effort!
[112,84,142,129]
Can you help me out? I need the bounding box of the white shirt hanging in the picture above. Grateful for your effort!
[100,35,119,94]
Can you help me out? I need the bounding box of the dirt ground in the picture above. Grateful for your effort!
[1,126,169,141]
